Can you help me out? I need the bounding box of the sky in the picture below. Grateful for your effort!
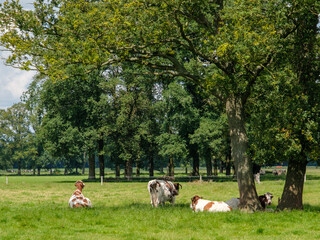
[0,0,35,109]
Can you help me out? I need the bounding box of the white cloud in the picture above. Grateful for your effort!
[0,0,35,109]
[0,64,35,109]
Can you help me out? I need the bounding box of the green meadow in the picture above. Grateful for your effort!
[0,168,320,240]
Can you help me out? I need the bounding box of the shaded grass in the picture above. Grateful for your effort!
[0,169,320,239]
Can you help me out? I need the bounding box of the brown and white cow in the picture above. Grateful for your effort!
[190,195,232,212]
[69,180,92,208]
[225,192,274,211]
[147,179,182,207]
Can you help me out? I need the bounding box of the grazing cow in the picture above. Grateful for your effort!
[190,195,232,212]
[253,163,261,184]
[69,180,92,208]
[147,179,182,207]
[272,169,286,176]
[225,192,274,211]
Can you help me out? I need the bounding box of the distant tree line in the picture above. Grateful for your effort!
[0,69,232,178]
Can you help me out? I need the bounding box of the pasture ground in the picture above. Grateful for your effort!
[0,168,320,240]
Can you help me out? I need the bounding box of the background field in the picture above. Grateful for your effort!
[0,168,320,240]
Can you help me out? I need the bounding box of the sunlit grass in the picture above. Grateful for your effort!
[0,168,320,239]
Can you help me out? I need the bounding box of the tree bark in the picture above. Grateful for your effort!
[98,139,104,178]
[190,144,200,176]
[149,155,154,177]
[82,151,86,175]
[18,161,21,176]
[213,158,218,176]
[125,159,133,178]
[277,156,307,211]
[115,156,120,177]
[225,144,232,176]
[204,150,212,176]
[136,156,141,177]
[88,152,95,179]
[226,96,262,212]
[168,157,174,176]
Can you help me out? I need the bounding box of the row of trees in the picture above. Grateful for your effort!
[0,0,319,211]
[0,70,230,177]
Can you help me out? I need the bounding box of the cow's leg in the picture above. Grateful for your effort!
[171,196,175,206]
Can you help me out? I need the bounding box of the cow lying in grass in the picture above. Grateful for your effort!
[225,192,274,211]
[147,179,182,207]
[69,180,92,208]
[190,195,232,212]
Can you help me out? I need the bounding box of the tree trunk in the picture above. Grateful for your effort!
[18,161,21,176]
[277,156,307,211]
[219,159,224,174]
[88,152,95,179]
[225,140,232,176]
[190,145,200,176]
[204,150,212,177]
[168,157,174,176]
[125,159,133,178]
[225,154,231,176]
[136,160,140,177]
[37,167,40,176]
[98,139,104,179]
[226,96,262,212]
[149,155,154,177]
[115,156,120,177]
[213,157,218,176]
[82,151,86,175]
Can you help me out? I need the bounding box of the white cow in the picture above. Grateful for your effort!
[147,179,182,207]
[68,180,92,208]
[190,195,232,212]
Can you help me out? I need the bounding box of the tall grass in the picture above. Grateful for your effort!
[0,169,320,239]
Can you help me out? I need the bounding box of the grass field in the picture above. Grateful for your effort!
[0,168,320,240]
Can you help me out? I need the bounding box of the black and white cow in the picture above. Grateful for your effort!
[147,179,182,207]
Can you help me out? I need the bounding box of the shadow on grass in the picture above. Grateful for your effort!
[87,202,191,212]
[302,204,320,212]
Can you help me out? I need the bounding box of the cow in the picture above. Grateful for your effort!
[68,180,92,208]
[225,192,274,211]
[147,179,182,207]
[190,195,232,212]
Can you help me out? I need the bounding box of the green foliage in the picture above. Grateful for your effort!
[0,103,36,171]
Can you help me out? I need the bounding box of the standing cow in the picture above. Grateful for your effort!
[147,179,182,207]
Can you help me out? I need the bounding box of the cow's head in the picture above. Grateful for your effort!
[264,192,273,206]
[75,180,85,190]
[259,192,273,208]
[173,183,182,195]
[190,195,202,210]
